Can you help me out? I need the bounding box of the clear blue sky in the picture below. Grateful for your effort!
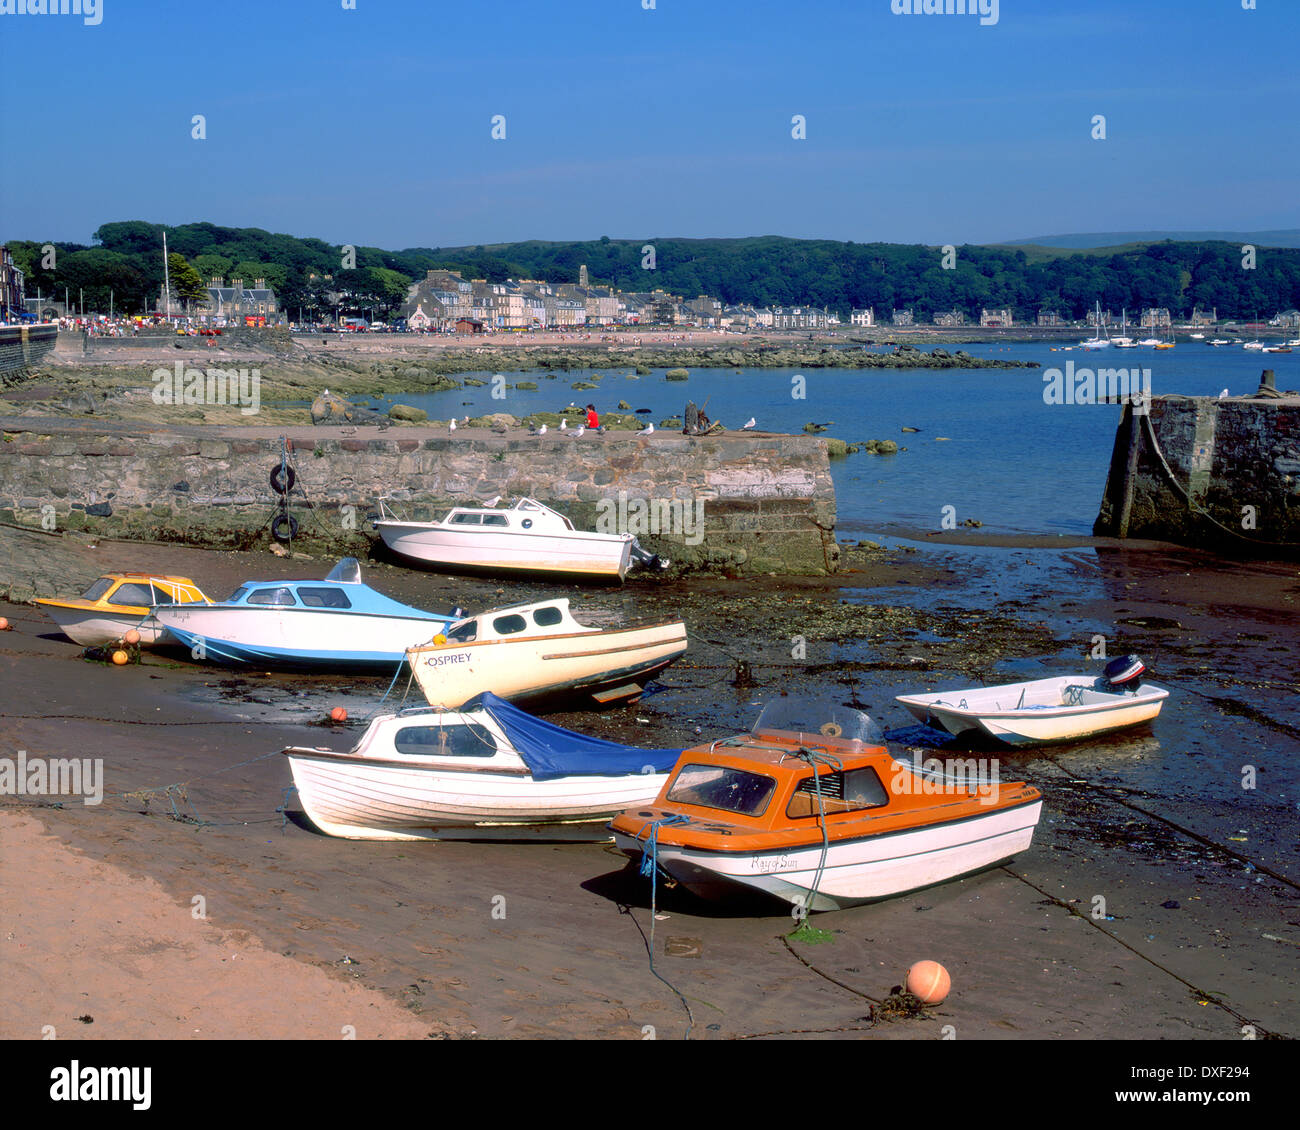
[1,0,1296,249]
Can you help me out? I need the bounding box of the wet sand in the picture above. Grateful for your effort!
[1,535,1297,1040]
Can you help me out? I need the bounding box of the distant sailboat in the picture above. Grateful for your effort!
[1080,301,1111,350]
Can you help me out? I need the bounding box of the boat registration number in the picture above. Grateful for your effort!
[424,652,471,668]
[755,855,797,875]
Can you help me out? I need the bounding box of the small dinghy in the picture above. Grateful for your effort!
[895,655,1169,746]
[151,558,463,669]
[34,574,211,646]
[609,697,1042,911]
[283,692,682,841]
[406,597,687,709]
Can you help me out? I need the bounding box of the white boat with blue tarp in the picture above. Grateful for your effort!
[282,691,682,840]
[150,558,463,670]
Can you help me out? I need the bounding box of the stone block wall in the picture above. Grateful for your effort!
[0,421,839,575]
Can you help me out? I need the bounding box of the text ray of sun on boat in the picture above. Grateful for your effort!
[594,490,706,547]
[887,752,1002,807]
[0,0,103,26]
[1042,361,1151,411]
[890,0,998,27]
[0,751,104,806]
[151,361,261,416]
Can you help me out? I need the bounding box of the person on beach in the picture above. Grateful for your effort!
[585,404,600,430]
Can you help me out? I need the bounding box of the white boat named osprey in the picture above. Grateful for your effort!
[373,497,668,580]
[283,692,682,841]
[407,597,688,709]
[895,655,1168,746]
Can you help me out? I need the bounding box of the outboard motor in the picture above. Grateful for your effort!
[629,540,671,571]
[1103,654,1146,693]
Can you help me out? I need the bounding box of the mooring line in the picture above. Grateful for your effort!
[1036,756,1300,894]
[1001,865,1281,1038]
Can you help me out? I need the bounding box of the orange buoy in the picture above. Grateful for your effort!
[906,960,951,1005]
[123,629,141,645]
[111,650,130,666]
[432,633,447,645]
[0,617,10,631]
[330,707,348,723]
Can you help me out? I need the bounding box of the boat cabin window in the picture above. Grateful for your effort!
[492,613,528,635]
[394,723,497,758]
[786,768,889,819]
[533,606,564,628]
[226,586,249,604]
[108,582,157,607]
[446,619,478,643]
[82,577,114,601]
[297,586,352,609]
[482,514,509,527]
[667,764,777,817]
[150,586,176,605]
[449,513,482,525]
[247,587,297,606]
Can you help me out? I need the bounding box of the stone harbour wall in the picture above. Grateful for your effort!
[0,418,839,576]
[1094,394,1300,555]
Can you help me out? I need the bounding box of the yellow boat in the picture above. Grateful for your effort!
[34,573,211,647]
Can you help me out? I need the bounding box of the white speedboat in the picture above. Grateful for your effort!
[609,698,1043,911]
[373,497,667,581]
[1243,341,1266,351]
[407,598,687,709]
[150,558,462,669]
[895,656,1168,747]
[283,693,680,841]
[1208,339,1231,346]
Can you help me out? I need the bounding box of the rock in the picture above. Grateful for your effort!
[617,400,630,410]
[388,404,428,423]
[515,381,538,390]
[311,390,353,424]
[873,439,899,455]
[665,368,689,380]
[901,426,920,433]
[825,438,850,458]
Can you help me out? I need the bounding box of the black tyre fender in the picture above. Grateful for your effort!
[269,464,296,495]
[271,514,299,542]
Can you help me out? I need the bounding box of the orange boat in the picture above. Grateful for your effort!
[610,698,1042,912]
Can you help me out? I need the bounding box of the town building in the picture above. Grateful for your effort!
[891,309,914,327]
[1,246,26,320]
[1140,308,1172,329]
[933,309,965,327]
[1036,310,1064,326]
[849,308,875,327]
[980,308,1014,327]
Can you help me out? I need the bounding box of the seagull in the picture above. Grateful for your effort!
[534,424,547,436]
[638,422,654,435]
[571,425,585,438]
[1218,388,1229,398]
[449,418,456,431]
[461,415,469,425]
[559,419,567,431]
[741,417,757,430]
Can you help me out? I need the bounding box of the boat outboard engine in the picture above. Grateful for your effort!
[1103,654,1146,694]
[629,540,671,571]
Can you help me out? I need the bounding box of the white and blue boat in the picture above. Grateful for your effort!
[150,559,463,670]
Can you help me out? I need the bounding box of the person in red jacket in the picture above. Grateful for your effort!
[585,404,599,430]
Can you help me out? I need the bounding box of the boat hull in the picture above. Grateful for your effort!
[375,521,633,580]
[153,605,454,669]
[616,799,1042,911]
[286,748,667,841]
[39,606,171,647]
[896,678,1168,746]
[409,623,688,708]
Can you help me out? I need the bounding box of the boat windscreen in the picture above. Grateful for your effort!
[752,699,884,747]
[324,557,363,584]
[82,577,114,601]
[667,764,776,817]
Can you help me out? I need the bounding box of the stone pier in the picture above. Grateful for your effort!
[0,416,839,578]
[1094,389,1300,555]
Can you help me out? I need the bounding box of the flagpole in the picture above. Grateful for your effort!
[163,230,171,321]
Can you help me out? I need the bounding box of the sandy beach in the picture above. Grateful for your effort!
[2,530,1297,1041]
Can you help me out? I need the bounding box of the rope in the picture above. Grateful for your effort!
[633,813,695,1038]
[784,747,842,920]
[1139,409,1299,548]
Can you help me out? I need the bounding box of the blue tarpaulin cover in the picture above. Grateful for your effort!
[474,692,684,781]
